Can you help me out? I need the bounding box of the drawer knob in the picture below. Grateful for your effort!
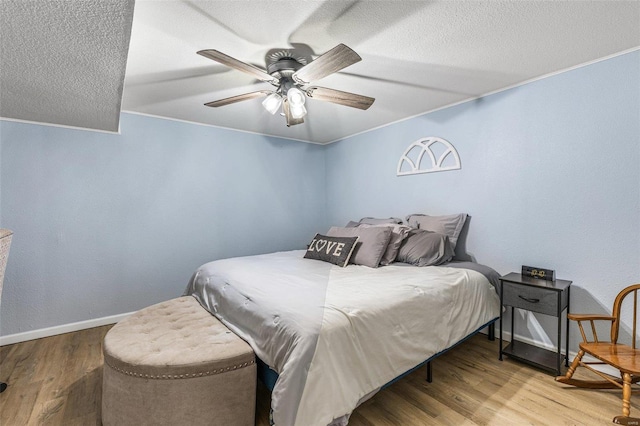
[518,295,540,303]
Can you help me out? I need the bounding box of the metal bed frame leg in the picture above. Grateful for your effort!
[424,322,495,384]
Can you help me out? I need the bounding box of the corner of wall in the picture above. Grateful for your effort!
[321,142,331,230]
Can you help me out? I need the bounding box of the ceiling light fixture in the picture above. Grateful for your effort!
[286,87,307,119]
[287,87,305,107]
[262,93,282,115]
[289,104,307,119]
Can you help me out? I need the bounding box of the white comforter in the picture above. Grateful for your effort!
[185,250,500,426]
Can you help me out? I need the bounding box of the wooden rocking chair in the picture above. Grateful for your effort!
[556,284,640,425]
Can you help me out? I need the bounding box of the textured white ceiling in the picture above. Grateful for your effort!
[1,1,639,142]
[0,0,134,132]
[122,0,640,143]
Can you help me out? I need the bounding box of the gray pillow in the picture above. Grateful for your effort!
[358,223,411,265]
[396,229,454,266]
[327,226,392,268]
[304,233,359,267]
[359,217,403,225]
[405,213,468,250]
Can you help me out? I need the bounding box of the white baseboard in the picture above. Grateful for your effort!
[0,311,134,346]
[2,315,494,347]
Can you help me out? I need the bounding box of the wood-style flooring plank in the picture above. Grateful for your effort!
[1,325,110,426]
[1,326,638,425]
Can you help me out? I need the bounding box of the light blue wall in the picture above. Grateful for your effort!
[1,51,638,347]
[0,114,327,335]
[325,51,640,346]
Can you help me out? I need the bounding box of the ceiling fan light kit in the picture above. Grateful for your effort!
[197,44,375,127]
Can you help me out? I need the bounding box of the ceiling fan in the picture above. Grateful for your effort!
[197,44,375,127]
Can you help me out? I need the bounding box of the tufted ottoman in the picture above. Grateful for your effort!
[102,296,256,426]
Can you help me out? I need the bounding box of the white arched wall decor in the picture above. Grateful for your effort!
[397,137,461,176]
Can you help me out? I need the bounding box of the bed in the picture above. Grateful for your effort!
[184,248,500,426]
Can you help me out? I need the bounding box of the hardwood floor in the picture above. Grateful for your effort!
[1,326,637,425]
[0,326,106,425]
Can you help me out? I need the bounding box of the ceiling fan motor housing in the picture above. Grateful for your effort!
[267,58,304,94]
[266,58,303,74]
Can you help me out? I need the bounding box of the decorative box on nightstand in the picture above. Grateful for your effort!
[498,272,572,375]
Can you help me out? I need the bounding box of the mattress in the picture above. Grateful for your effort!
[184,250,500,426]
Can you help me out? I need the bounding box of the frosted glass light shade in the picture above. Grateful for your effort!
[262,93,282,114]
[287,87,306,107]
[290,104,307,119]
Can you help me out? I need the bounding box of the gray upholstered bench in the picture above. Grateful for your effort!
[102,296,256,426]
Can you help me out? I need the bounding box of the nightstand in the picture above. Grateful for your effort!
[499,272,572,375]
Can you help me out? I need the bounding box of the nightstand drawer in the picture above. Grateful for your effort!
[502,282,558,316]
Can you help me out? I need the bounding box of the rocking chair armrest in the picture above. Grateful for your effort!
[567,313,615,322]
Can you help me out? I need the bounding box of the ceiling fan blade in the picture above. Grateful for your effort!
[197,49,279,85]
[204,90,273,108]
[305,86,374,110]
[292,44,361,85]
[282,99,304,127]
